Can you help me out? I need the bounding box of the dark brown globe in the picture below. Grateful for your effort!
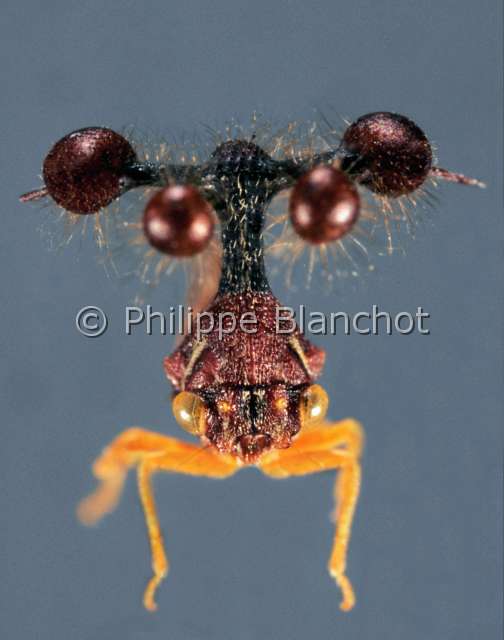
[340,112,433,196]
[42,127,136,214]
[289,165,360,244]
[143,185,215,257]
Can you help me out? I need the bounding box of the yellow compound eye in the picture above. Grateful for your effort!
[301,384,329,426]
[172,391,206,435]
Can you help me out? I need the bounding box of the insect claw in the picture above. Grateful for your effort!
[330,570,356,612]
[143,573,167,612]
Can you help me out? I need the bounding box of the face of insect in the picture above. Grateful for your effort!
[203,384,302,461]
[172,383,329,463]
[166,288,327,463]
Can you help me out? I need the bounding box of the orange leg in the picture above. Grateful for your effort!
[258,419,364,612]
[77,428,239,611]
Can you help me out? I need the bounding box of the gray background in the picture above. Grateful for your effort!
[1,1,502,639]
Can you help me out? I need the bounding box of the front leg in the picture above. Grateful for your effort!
[77,428,239,610]
[257,419,364,612]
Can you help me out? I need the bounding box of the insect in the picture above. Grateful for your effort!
[21,112,482,612]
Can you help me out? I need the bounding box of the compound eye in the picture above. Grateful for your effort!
[172,391,206,435]
[289,165,360,244]
[340,112,433,196]
[42,127,137,214]
[300,384,329,426]
[143,185,215,257]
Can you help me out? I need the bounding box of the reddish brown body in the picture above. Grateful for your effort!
[164,291,324,461]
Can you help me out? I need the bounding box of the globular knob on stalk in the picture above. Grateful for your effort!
[143,185,215,257]
[340,112,433,196]
[38,127,137,214]
[289,165,360,244]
